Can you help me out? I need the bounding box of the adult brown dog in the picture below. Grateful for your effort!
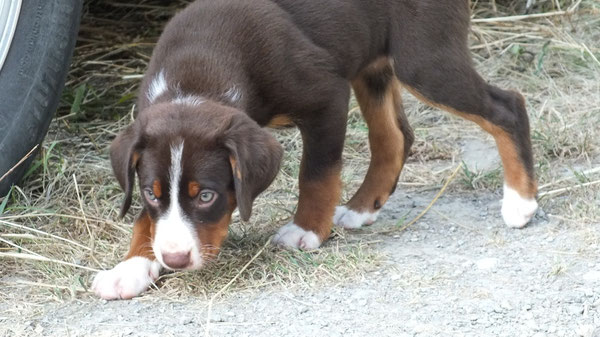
[92,0,538,300]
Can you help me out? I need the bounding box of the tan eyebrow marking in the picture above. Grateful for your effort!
[152,180,162,198]
[188,181,200,198]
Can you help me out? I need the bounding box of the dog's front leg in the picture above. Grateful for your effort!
[273,96,348,249]
[92,210,161,300]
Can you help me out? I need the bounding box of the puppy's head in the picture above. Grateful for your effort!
[110,101,282,270]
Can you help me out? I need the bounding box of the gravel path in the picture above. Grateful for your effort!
[3,187,599,337]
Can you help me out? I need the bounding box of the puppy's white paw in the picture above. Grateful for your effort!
[92,256,161,300]
[501,184,538,228]
[272,222,321,250]
[333,206,379,229]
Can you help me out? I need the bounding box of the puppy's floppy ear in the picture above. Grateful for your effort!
[224,113,283,221]
[110,123,141,218]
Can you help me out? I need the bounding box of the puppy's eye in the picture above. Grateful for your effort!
[198,190,216,207]
[144,189,159,204]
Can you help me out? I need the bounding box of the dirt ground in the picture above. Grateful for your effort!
[3,185,600,336]
[1,1,599,336]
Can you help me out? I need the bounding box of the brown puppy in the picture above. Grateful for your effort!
[92,0,538,300]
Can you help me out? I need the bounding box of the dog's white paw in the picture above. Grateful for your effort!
[92,256,161,300]
[333,206,379,229]
[272,222,321,250]
[501,184,538,228]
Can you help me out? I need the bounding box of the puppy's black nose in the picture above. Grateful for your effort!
[162,251,191,269]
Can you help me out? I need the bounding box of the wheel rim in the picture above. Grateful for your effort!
[0,0,22,72]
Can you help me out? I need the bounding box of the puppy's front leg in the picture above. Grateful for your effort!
[273,99,348,249]
[92,210,161,300]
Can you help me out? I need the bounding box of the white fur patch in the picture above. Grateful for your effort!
[173,94,205,106]
[152,142,203,270]
[92,257,161,300]
[147,69,168,103]
[272,222,321,250]
[501,184,538,228]
[333,206,379,229]
[224,86,242,103]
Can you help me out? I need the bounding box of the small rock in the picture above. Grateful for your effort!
[522,311,534,320]
[568,305,583,315]
[476,258,498,270]
[525,319,538,330]
[583,271,600,282]
[413,324,431,333]
[179,317,193,325]
[575,325,595,336]
[210,315,224,323]
[483,304,495,313]
[34,325,43,334]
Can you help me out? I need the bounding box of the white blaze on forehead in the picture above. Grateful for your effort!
[172,94,205,106]
[152,141,203,270]
[168,142,184,200]
[147,69,168,103]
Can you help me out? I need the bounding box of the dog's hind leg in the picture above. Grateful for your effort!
[334,58,414,229]
[391,5,538,227]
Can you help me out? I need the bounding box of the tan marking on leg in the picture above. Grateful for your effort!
[196,193,236,261]
[125,210,156,260]
[403,85,537,198]
[188,181,200,198]
[294,166,342,241]
[267,114,295,128]
[131,152,141,168]
[152,180,162,199]
[347,73,407,213]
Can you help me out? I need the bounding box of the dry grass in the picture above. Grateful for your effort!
[1,0,599,310]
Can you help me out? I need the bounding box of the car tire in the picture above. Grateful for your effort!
[0,0,82,196]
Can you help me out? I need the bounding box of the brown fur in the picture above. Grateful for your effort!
[294,166,342,241]
[196,194,237,260]
[266,115,295,128]
[125,210,156,260]
[346,58,412,213]
[152,180,162,199]
[403,85,537,198]
[109,0,537,269]
[188,181,200,198]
